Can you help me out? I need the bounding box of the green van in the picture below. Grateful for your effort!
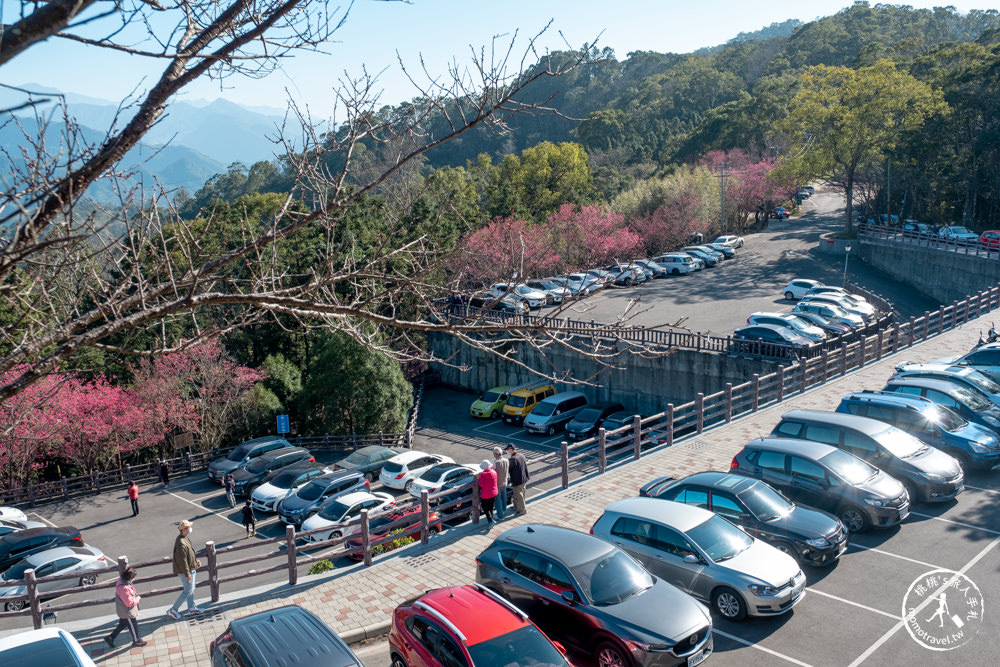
[470,385,512,419]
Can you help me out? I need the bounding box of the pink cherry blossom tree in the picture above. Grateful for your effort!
[546,204,643,271]
[630,190,709,256]
[457,217,560,283]
[0,367,66,488]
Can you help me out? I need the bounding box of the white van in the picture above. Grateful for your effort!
[523,391,588,436]
[652,253,696,275]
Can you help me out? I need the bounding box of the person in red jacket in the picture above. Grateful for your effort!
[127,481,139,517]
[478,460,499,525]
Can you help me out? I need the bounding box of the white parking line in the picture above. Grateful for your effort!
[908,510,1000,536]
[963,484,1000,494]
[162,488,246,529]
[848,535,1000,666]
[28,512,57,527]
[805,587,898,620]
[847,542,942,570]
[712,628,813,666]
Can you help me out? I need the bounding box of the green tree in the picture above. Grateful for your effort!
[297,332,413,435]
[777,60,946,233]
[493,142,595,220]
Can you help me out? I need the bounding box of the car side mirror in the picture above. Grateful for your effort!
[682,553,700,564]
[560,590,578,605]
[552,641,568,655]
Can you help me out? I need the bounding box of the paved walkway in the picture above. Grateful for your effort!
[52,321,984,665]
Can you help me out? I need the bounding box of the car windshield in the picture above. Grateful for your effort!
[246,457,272,473]
[515,286,532,295]
[297,479,328,501]
[949,384,991,409]
[342,450,372,466]
[507,395,528,408]
[873,428,926,459]
[952,226,973,234]
[924,405,967,432]
[686,514,753,562]
[574,408,603,423]
[269,469,302,488]
[419,464,454,481]
[466,624,568,667]
[226,445,252,461]
[317,499,352,521]
[821,449,877,485]
[740,482,794,521]
[569,549,653,605]
[958,370,1000,394]
[532,402,556,417]
[480,391,503,403]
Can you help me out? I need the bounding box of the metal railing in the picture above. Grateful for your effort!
[859,222,1000,258]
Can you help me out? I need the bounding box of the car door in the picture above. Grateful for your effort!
[753,450,793,496]
[32,560,59,593]
[787,455,834,511]
[496,549,548,620]
[531,556,594,650]
[42,556,82,593]
[709,491,758,538]
[405,615,466,667]
[647,523,708,599]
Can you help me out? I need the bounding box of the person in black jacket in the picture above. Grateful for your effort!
[505,443,529,515]
[241,500,256,537]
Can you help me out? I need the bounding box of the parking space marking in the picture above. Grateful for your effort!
[805,587,899,620]
[712,628,813,666]
[163,488,247,529]
[847,542,942,570]
[28,512,57,527]
[848,535,1000,666]
[963,484,1000,494]
[908,510,1000,536]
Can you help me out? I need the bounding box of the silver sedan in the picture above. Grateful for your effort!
[0,545,109,611]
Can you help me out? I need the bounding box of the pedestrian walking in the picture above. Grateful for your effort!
[241,499,257,537]
[167,520,203,619]
[159,460,170,488]
[224,473,236,509]
[104,567,147,648]
[478,460,498,525]
[505,443,530,515]
[127,481,139,517]
[492,446,509,520]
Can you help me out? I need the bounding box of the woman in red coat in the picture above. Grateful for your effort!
[478,460,499,525]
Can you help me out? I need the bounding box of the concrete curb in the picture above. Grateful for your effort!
[340,620,392,645]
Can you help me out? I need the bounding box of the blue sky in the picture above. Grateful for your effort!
[5,1,996,114]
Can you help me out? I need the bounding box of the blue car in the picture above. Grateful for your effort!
[838,391,1000,472]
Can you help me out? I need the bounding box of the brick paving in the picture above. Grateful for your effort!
[49,322,983,665]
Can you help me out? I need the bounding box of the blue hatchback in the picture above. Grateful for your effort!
[836,391,1000,472]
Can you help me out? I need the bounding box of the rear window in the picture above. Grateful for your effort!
[419,464,454,481]
[382,461,403,474]
[227,444,253,461]
[0,636,80,667]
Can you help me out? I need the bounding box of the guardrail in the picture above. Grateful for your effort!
[859,222,1000,257]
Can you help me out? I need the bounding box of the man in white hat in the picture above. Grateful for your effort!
[167,520,203,619]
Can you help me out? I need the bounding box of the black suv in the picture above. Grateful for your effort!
[231,447,314,497]
[210,605,362,667]
[0,527,83,572]
[565,402,625,440]
[640,472,848,566]
[208,436,294,484]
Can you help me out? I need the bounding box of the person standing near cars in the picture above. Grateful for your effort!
[104,567,146,648]
[159,460,170,488]
[506,443,529,515]
[478,460,498,525]
[127,481,139,517]
[492,446,509,520]
[241,499,257,537]
[167,520,203,619]
[224,473,236,509]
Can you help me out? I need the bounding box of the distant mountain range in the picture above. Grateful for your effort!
[1,86,291,199]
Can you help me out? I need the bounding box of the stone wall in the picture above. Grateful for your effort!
[429,332,786,414]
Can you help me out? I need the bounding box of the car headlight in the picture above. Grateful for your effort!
[969,441,992,453]
[983,415,1000,428]
[805,537,831,548]
[748,584,780,596]
[918,472,946,482]
[863,497,887,507]
[625,639,672,653]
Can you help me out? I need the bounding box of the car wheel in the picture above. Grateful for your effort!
[547,424,556,436]
[390,654,408,667]
[405,480,414,492]
[624,278,632,286]
[364,471,374,483]
[838,505,869,533]
[712,586,748,621]
[79,574,97,586]
[784,291,795,301]
[490,410,499,419]
[772,540,798,561]
[428,526,440,535]
[330,530,343,540]
[952,450,972,474]
[595,640,631,667]
[671,268,680,275]
[5,600,26,612]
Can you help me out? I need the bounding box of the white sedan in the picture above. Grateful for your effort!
[0,545,108,611]
[299,491,395,543]
[713,235,745,249]
[0,508,27,523]
[379,451,455,491]
[781,279,822,301]
[407,463,480,500]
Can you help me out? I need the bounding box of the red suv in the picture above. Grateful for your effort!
[388,584,572,667]
[980,230,1000,250]
[343,507,442,561]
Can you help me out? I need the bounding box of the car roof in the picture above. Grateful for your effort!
[0,627,95,666]
[24,546,96,565]
[780,409,892,436]
[676,471,760,493]
[416,585,528,646]
[842,391,937,409]
[494,524,611,567]
[745,436,838,457]
[311,470,362,484]
[240,436,289,447]
[604,497,712,532]
[885,376,968,393]
[333,491,385,505]
[537,390,586,404]
[388,450,433,463]
[229,605,360,667]
[0,526,74,545]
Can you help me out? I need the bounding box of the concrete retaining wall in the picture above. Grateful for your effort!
[429,332,784,415]
[857,238,1000,304]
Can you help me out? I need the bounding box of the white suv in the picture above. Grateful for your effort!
[781,279,822,301]
[379,451,455,491]
[652,254,696,275]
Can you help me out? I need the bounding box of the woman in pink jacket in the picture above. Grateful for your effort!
[478,460,499,525]
[105,567,147,648]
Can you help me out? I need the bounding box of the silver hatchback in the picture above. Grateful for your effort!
[592,498,805,621]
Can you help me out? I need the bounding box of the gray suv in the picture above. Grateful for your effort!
[208,436,293,484]
[731,438,909,533]
[277,471,368,527]
[476,524,713,667]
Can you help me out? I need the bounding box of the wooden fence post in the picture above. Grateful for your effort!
[598,428,607,473]
[858,336,866,368]
[632,416,642,460]
[286,526,298,585]
[361,510,372,567]
[777,366,785,402]
[923,311,931,340]
[821,349,829,381]
[907,317,915,347]
[840,343,848,376]
[799,362,808,394]
[724,383,733,422]
[28,482,35,507]
[61,477,68,500]
[751,375,760,411]
[125,464,132,482]
[696,393,705,433]
[420,491,431,545]
[26,569,42,629]
[117,555,129,578]
[876,330,883,360]
[206,541,220,602]
[665,405,675,448]
[471,473,481,525]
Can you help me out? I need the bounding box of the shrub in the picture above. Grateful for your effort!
[371,529,416,556]
[308,559,335,575]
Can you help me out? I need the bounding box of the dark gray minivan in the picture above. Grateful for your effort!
[771,409,964,503]
[731,438,909,533]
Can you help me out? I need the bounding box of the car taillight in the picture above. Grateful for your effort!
[429,487,438,493]
[589,526,594,535]
[308,457,315,462]
[71,536,83,544]
[730,454,740,470]
[395,472,405,479]
[364,480,370,487]
[98,556,106,562]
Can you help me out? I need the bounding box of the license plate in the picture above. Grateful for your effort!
[688,648,708,667]
[956,482,965,492]
[899,507,910,520]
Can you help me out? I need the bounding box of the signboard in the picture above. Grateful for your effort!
[276,414,290,434]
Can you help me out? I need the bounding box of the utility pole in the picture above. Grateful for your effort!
[886,157,891,226]
[720,161,726,235]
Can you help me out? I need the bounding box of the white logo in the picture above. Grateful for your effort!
[902,569,983,651]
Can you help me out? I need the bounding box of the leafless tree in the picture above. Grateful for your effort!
[1,1,690,405]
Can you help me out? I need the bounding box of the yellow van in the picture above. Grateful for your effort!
[502,381,556,425]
